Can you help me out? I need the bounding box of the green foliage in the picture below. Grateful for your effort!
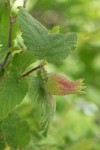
[0,4,10,47]
[0,4,10,59]
[1,112,30,149]
[0,71,28,121]
[28,74,55,136]
[0,1,77,148]
[1,0,100,149]
[18,7,77,63]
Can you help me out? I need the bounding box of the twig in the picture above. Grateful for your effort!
[41,66,48,76]
[8,16,13,48]
[0,15,16,69]
[0,52,11,68]
[8,15,15,48]
[20,62,47,78]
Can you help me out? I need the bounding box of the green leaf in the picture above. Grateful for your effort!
[0,71,28,121]
[28,75,56,136]
[0,6,10,52]
[18,7,77,63]
[12,50,36,72]
[0,4,18,61]
[49,26,60,34]
[1,112,30,148]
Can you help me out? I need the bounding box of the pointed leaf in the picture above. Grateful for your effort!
[49,26,60,34]
[18,7,77,63]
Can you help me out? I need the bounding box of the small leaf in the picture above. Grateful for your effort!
[0,71,28,121]
[49,26,60,34]
[28,76,56,136]
[18,7,77,63]
[1,112,30,148]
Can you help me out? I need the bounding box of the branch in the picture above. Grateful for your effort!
[0,16,16,69]
[8,15,16,48]
[20,62,47,78]
[0,52,11,68]
[8,16,13,48]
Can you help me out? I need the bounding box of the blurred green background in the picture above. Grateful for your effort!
[1,0,100,149]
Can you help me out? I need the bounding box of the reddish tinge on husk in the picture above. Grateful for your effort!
[45,73,85,95]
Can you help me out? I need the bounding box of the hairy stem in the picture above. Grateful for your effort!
[20,62,47,78]
[0,52,11,68]
[8,15,13,48]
